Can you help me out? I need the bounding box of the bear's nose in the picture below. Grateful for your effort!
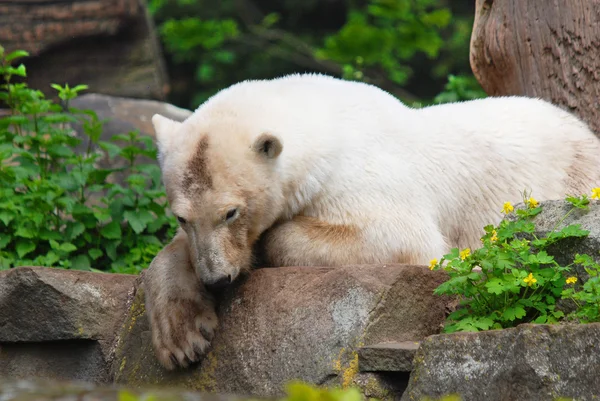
[206,275,232,291]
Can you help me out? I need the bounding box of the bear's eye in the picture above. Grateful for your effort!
[176,216,187,225]
[225,208,238,222]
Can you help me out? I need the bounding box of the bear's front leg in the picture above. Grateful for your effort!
[259,215,448,267]
[142,229,218,370]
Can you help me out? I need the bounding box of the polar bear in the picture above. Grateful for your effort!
[142,73,600,369]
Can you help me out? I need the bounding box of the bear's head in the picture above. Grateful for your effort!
[151,112,284,288]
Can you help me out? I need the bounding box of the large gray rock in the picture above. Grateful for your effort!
[402,323,600,401]
[70,93,192,141]
[523,200,600,273]
[69,93,192,188]
[112,264,452,398]
[0,266,137,383]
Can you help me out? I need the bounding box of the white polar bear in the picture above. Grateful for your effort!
[142,73,600,369]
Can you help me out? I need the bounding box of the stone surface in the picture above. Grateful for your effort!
[358,342,420,373]
[0,377,246,401]
[70,93,193,140]
[112,264,452,397]
[513,200,600,280]
[0,266,137,382]
[69,93,192,187]
[401,323,600,401]
[0,0,169,100]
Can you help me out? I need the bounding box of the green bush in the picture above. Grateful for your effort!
[431,191,600,332]
[0,47,177,273]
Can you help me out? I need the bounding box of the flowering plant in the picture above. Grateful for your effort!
[432,189,600,333]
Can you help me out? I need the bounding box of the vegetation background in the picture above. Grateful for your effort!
[149,0,486,109]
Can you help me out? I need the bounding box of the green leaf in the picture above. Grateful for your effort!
[47,144,75,158]
[66,222,86,240]
[15,225,36,239]
[71,254,91,271]
[485,278,507,295]
[0,210,14,226]
[0,235,11,250]
[124,210,155,234]
[100,221,122,240]
[16,240,36,258]
[502,305,526,321]
[105,241,119,261]
[89,248,103,260]
[6,50,30,62]
[99,141,123,159]
[59,243,77,253]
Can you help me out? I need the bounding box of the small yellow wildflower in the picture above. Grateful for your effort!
[566,276,578,285]
[526,197,539,208]
[459,248,471,260]
[428,259,438,271]
[502,202,514,214]
[523,273,537,287]
[592,187,600,200]
[490,230,498,242]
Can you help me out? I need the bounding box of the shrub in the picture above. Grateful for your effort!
[0,46,177,273]
[431,190,600,332]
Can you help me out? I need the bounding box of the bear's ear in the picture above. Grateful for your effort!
[252,133,283,159]
[152,114,182,153]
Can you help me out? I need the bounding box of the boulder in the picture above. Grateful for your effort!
[401,323,600,401]
[512,200,600,281]
[70,93,193,141]
[0,0,169,100]
[69,93,192,187]
[112,264,452,398]
[0,266,137,383]
[526,200,600,262]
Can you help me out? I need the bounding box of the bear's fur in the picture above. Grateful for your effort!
[143,73,600,369]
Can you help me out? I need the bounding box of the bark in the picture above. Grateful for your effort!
[0,0,169,101]
[470,0,600,136]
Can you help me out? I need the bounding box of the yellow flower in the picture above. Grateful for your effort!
[566,276,578,284]
[502,202,514,214]
[523,273,537,287]
[460,248,471,260]
[526,197,539,208]
[592,187,600,200]
[490,230,498,242]
[429,259,438,271]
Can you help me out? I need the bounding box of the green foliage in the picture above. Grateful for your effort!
[281,382,363,401]
[433,74,487,104]
[432,191,600,332]
[316,0,452,85]
[149,0,485,108]
[0,46,177,273]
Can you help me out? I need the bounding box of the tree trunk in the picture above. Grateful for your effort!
[470,0,600,136]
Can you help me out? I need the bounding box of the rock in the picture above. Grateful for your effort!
[513,200,600,280]
[69,93,192,187]
[0,266,137,383]
[358,342,420,372]
[402,323,600,401]
[70,93,193,141]
[112,264,452,398]
[0,0,169,100]
[0,377,246,401]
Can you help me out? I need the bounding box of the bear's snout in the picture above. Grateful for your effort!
[205,274,233,291]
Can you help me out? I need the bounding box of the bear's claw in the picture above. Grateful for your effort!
[149,294,218,370]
